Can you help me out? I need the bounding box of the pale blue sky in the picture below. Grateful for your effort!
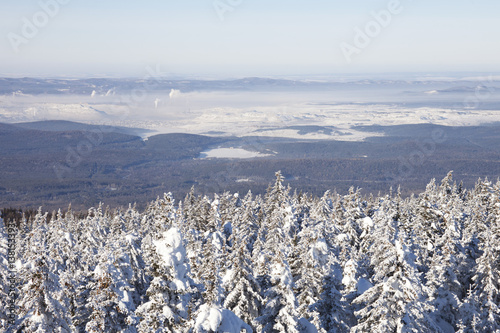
[1,0,499,77]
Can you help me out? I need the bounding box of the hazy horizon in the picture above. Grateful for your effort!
[2,0,500,78]
[2,72,500,83]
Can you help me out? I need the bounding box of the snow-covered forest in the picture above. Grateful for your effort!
[1,171,500,332]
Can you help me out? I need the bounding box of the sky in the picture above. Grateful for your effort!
[1,0,499,78]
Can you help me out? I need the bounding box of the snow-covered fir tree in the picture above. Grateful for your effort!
[136,227,193,332]
[15,220,74,333]
[84,245,137,332]
[0,215,14,331]
[224,224,262,330]
[1,172,499,332]
[458,217,500,333]
[351,200,441,333]
[315,254,350,332]
[257,249,300,333]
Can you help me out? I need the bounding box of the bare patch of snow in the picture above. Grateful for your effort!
[236,178,253,183]
[195,304,252,333]
[357,278,373,295]
[153,228,189,291]
[361,217,373,228]
[199,148,271,159]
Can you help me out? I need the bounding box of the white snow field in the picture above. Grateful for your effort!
[1,87,499,141]
[199,147,271,159]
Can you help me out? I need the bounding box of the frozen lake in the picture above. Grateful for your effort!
[199,147,271,159]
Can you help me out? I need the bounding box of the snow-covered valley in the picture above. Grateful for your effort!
[1,77,500,142]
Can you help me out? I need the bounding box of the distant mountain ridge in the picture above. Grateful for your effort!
[1,76,499,95]
[12,120,153,137]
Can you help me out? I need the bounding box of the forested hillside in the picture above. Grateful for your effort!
[3,121,500,211]
[1,171,499,332]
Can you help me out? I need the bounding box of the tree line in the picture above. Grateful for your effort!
[0,171,499,332]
